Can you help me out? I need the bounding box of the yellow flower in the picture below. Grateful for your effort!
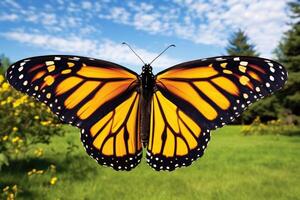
[50,164,56,172]
[0,75,4,84]
[14,110,20,116]
[1,100,6,105]
[12,127,18,132]
[28,168,37,176]
[34,148,43,157]
[41,121,51,126]
[3,186,9,192]
[13,101,21,108]
[1,82,10,90]
[2,135,8,141]
[12,185,18,192]
[12,96,28,108]
[30,102,35,107]
[8,192,15,200]
[6,96,13,103]
[34,115,39,120]
[36,170,44,174]
[12,136,20,143]
[50,177,58,185]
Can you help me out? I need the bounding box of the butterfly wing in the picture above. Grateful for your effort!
[147,56,288,171]
[6,55,142,170]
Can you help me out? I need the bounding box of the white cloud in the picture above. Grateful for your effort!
[99,7,131,24]
[41,13,57,25]
[0,13,18,21]
[171,0,290,56]
[3,0,20,9]
[99,0,290,57]
[82,1,92,9]
[2,31,179,69]
[1,0,290,57]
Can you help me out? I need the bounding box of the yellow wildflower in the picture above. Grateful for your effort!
[34,148,43,157]
[12,96,28,108]
[28,168,37,176]
[50,164,56,172]
[12,136,20,143]
[8,193,14,200]
[14,110,20,116]
[1,82,10,90]
[3,186,9,192]
[1,100,6,105]
[0,75,4,84]
[12,101,21,108]
[2,135,8,141]
[41,121,51,126]
[34,115,39,120]
[6,96,13,103]
[12,127,18,132]
[12,185,18,192]
[50,177,58,185]
[30,102,35,107]
[36,170,44,174]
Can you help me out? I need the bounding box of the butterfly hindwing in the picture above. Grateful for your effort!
[6,55,142,170]
[81,91,142,170]
[147,91,211,171]
[147,56,287,171]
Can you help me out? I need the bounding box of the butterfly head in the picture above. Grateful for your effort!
[142,64,153,73]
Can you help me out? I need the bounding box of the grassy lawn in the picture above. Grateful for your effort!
[1,126,300,200]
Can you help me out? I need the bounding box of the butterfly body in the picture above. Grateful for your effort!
[6,55,287,171]
[139,64,155,147]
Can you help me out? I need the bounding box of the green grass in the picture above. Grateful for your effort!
[1,126,300,200]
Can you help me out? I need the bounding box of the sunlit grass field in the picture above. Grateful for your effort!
[1,126,300,200]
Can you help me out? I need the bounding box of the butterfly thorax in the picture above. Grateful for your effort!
[139,64,155,147]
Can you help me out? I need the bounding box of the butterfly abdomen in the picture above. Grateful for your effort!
[139,64,155,147]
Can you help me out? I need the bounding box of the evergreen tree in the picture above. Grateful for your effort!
[226,29,259,56]
[226,30,264,124]
[275,1,300,119]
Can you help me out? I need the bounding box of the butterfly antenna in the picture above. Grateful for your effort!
[149,44,176,66]
[122,42,146,65]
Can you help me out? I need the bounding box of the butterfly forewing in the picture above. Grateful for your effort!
[6,55,142,170]
[146,56,287,171]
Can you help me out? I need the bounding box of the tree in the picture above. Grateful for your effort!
[275,1,300,120]
[0,54,11,75]
[226,29,260,56]
[226,30,267,124]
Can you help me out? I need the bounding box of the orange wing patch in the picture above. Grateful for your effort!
[157,64,218,79]
[81,91,142,170]
[147,91,211,171]
[148,91,201,156]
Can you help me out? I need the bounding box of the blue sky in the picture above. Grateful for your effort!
[0,0,290,72]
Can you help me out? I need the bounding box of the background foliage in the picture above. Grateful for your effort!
[0,74,64,170]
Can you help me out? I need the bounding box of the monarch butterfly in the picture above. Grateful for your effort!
[6,44,287,171]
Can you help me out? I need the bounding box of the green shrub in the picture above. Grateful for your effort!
[0,75,64,169]
[242,116,300,136]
